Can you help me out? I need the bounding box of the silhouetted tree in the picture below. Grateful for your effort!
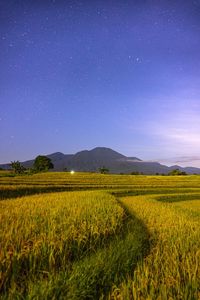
[168,169,187,176]
[131,171,140,175]
[33,155,54,172]
[99,166,109,174]
[10,161,26,174]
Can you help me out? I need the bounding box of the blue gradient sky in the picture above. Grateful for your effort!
[1,0,200,165]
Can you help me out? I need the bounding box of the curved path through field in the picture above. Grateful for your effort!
[109,194,200,300]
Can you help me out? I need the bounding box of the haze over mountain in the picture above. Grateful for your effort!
[157,156,200,168]
[1,147,200,175]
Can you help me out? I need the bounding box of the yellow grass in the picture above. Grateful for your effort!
[110,196,200,300]
[0,191,124,295]
[1,172,200,298]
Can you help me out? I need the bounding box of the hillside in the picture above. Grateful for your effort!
[1,147,200,174]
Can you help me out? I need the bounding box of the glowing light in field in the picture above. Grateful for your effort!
[70,170,75,174]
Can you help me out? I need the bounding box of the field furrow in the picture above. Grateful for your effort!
[109,195,200,300]
[0,172,200,299]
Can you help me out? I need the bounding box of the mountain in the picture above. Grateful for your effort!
[1,147,200,174]
[168,165,200,174]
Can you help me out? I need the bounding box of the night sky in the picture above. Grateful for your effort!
[1,0,200,166]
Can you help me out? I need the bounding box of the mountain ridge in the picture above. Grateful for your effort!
[1,147,200,174]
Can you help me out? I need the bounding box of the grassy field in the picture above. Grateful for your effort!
[0,171,199,299]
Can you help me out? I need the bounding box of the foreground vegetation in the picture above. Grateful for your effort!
[109,195,200,299]
[0,171,199,299]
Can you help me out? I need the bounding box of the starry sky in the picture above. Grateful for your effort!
[1,0,200,166]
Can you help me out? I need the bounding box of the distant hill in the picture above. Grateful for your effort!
[1,147,200,174]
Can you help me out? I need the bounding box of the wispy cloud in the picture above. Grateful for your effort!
[126,98,200,162]
[148,105,200,154]
[156,156,200,168]
[161,129,200,146]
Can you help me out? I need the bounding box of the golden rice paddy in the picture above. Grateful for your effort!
[0,171,199,299]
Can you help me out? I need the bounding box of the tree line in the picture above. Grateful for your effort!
[10,155,54,174]
[9,158,188,176]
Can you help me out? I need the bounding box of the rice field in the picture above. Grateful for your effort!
[0,171,199,299]
[109,195,200,300]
